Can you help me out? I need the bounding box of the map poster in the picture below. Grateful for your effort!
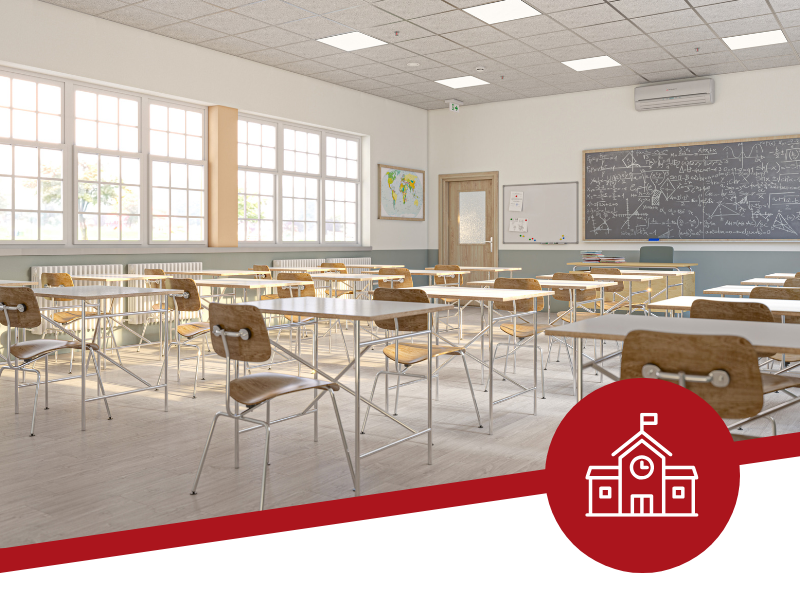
[378,164,425,221]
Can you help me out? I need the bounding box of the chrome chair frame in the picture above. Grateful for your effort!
[156,291,207,398]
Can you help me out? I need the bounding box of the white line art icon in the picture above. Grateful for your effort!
[586,413,698,517]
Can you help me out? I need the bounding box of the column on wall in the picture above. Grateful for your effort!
[208,106,238,247]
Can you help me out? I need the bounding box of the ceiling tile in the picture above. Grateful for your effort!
[521,62,578,76]
[442,26,512,46]
[373,0,453,19]
[594,35,658,53]
[137,0,221,20]
[310,69,365,83]
[609,0,691,19]
[392,92,439,104]
[346,62,403,77]
[528,0,604,11]
[778,10,800,28]
[451,57,511,72]
[771,0,800,9]
[353,44,417,61]
[555,80,607,92]
[542,43,604,61]
[279,40,343,58]
[382,56,445,71]
[400,81,453,94]
[409,10,485,34]
[494,76,546,89]
[362,21,431,43]
[413,100,449,110]
[238,27,308,46]
[232,0,313,24]
[280,59,336,75]
[205,0,253,7]
[497,51,556,68]
[340,78,393,90]
[691,63,748,76]
[785,25,800,40]
[425,48,487,65]
[241,47,300,64]
[326,5,400,29]
[101,5,179,29]
[642,67,695,80]
[153,21,225,43]
[733,43,796,60]
[521,30,586,50]
[710,14,780,37]
[694,0,772,22]
[413,65,471,80]
[678,50,739,66]
[517,86,562,98]
[574,19,641,41]
[648,24,716,45]
[367,86,413,98]
[44,0,127,13]
[396,35,461,54]
[192,11,273,34]
[539,73,591,85]
[581,65,638,79]
[664,38,729,57]
[599,74,648,86]
[610,47,671,63]
[473,39,533,58]
[632,9,704,32]
[373,72,429,86]
[199,35,265,54]
[280,16,354,38]
[315,52,375,68]
[492,15,565,37]
[476,68,533,84]
[630,57,690,73]
[285,0,364,12]
[467,88,523,101]
[549,4,625,29]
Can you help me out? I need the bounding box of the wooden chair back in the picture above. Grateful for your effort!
[320,262,347,274]
[252,265,272,280]
[621,331,763,419]
[494,278,544,312]
[552,272,597,303]
[0,287,41,329]
[144,268,165,289]
[689,299,774,323]
[590,267,624,293]
[277,272,315,298]
[749,286,800,323]
[164,278,202,312]
[377,267,412,289]
[41,272,75,303]
[784,277,800,288]
[208,303,271,363]
[373,288,429,332]
[433,265,461,286]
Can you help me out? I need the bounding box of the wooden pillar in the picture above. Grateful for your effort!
[208,105,238,247]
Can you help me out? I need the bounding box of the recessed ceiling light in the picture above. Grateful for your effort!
[436,76,490,89]
[464,0,540,24]
[318,32,386,52]
[722,29,787,50]
[562,55,621,71]
[407,62,420,67]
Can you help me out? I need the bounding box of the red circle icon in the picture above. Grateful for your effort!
[546,379,740,573]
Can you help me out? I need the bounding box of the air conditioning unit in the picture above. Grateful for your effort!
[634,78,714,111]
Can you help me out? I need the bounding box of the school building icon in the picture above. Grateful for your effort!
[586,413,698,517]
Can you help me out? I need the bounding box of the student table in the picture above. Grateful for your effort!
[193,278,310,303]
[766,273,799,279]
[567,262,698,271]
[167,269,270,278]
[425,266,522,278]
[364,269,469,286]
[703,285,757,297]
[537,273,662,314]
[240,297,448,496]
[311,272,405,300]
[29,286,182,430]
[742,278,785,286]
[649,295,800,318]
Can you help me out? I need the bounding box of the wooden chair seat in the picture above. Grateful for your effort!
[499,322,550,338]
[326,289,354,297]
[177,322,211,339]
[10,339,99,362]
[769,353,800,363]
[761,373,800,394]
[229,374,340,407]
[556,310,598,324]
[53,310,97,324]
[286,315,314,324]
[260,294,280,301]
[383,343,464,366]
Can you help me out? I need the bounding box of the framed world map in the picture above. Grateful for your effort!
[378,164,425,222]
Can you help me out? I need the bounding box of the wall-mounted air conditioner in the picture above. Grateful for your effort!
[634,78,714,111]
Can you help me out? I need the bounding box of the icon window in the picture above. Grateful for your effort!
[599,486,612,499]
[672,486,685,499]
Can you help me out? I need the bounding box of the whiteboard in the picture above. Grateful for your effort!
[502,182,579,244]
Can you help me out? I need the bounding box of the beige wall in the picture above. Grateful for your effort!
[0,0,430,251]
[428,65,800,253]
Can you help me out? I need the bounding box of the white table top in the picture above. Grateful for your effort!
[32,286,183,300]
[241,297,448,322]
[742,278,785,286]
[72,274,170,282]
[567,262,697,268]
[0,280,37,286]
[268,266,329,273]
[703,285,756,296]
[766,273,798,279]
[424,266,522,272]
[618,270,694,278]
[168,270,269,278]
[410,285,554,303]
[649,295,800,316]
[537,273,663,282]
[544,314,800,355]
[193,279,311,289]
[465,279,615,290]
[311,273,404,282]
[363,269,468,277]
[346,264,404,270]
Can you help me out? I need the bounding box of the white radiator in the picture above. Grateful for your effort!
[30,264,124,334]
[272,258,324,269]
[126,262,203,324]
[326,257,372,293]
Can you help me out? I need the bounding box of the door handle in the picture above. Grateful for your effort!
[485,237,493,252]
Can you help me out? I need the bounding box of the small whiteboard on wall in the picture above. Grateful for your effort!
[502,182,579,244]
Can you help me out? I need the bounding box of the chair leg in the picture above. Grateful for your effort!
[44,354,49,410]
[539,345,546,400]
[461,353,482,428]
[190,412,223,496]
[193,345,200,398]
[29,370,41,437]
[69,349,74,374]
[259,412,271,511]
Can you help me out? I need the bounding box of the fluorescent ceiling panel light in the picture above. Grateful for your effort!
[318,32,386,51]
[722,29,787,50]
[464,0,540,24]
[436,76,490,89]
[563,55,621,71]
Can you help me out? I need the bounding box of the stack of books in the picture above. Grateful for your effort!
[599,256,625,263]
[581,251,604,262]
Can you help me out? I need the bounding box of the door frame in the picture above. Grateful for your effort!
[438,171,500,266]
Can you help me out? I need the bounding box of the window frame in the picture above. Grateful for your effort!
[323,130,361,245]
[0,67,67,245]
[237,115,279,245]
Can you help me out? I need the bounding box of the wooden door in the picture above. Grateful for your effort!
[439,172,499,282]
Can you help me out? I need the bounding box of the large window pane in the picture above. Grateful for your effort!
[77,152,140,241]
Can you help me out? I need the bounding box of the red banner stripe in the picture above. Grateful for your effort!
[732,430,800,465]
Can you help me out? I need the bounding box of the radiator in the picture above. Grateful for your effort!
[126,262,203,324]
[30,264,124,334]
[326,257,372,293]
[272,258,324,269]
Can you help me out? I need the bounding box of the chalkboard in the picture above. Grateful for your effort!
[583,135,800,241]
[503,182,578,244]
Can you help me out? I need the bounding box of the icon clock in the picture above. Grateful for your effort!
[630,455,655,480]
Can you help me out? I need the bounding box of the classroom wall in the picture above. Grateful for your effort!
[428,65,800,291]
[0,0,429,269]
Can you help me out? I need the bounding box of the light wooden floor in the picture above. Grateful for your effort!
[0,308,795,548]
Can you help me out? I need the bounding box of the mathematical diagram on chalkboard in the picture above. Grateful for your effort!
[583,136,800,240]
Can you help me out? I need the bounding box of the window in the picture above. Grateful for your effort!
[283,127,320,175]
[282,175,318,242]
[324,180,357,242]
[75,90,138,152]
[326,135,358,180]
[672,486,685,499]
[599,486,612,499]
[238,119,276,170]
[77,153,140,241]
[238,170,274,242]
[0,72,64,242]
[149,103,205,243]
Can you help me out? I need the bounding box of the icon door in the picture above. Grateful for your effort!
[631,494,654,515]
